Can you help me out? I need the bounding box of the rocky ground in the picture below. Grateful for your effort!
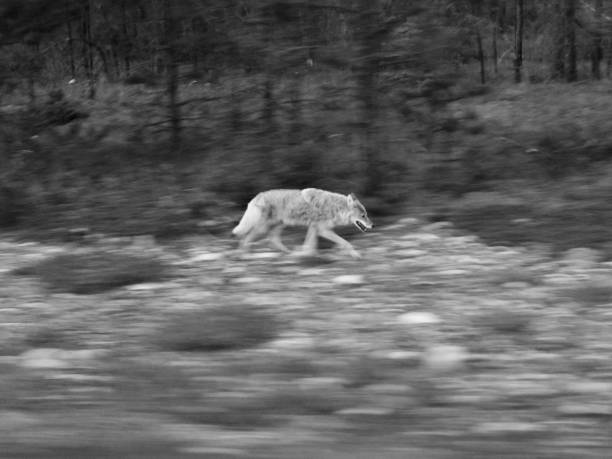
[0,217,611,458]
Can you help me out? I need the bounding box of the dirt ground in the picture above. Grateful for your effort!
[1,214,611,458]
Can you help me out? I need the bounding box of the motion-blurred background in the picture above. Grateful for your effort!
[1,1,612,458]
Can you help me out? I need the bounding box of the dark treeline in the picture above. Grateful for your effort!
[2,1,610,87]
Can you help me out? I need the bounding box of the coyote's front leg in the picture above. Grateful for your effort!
[298,224,318,255]
[317,227,361,259]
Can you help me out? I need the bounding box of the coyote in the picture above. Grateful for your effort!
[232,188,373,258]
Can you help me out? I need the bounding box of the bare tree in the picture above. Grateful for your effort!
[356,0,384,193]
[513,0,524,83]
[565,0,577,82]
[591,0,603,79]
[81,0,96,98]
[551,0,565,79]
[163,0,181,148]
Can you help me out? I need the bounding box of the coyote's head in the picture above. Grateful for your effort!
[347,193,373,232]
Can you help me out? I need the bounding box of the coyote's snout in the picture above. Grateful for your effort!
[232,188,372,258]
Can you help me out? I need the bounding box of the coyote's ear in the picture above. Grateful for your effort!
[347,193,356,204]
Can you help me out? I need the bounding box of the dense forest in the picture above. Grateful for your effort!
[1,0,612,234]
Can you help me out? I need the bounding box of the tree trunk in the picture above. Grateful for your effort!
[492,0,502,76]
[565,0,577,82]
[476,29,485,84]
[551,0,565,79]
[81,0,95,98]
[262,76,275,132]
[65,3,75,78]
[591,0,603,80]
[121,0,131,75]
[288,77,302,142]
[492,23,498,76]
[513,0,524,83]
[356,0,382,194]
[608,41,612,78]
[163,0,181,149]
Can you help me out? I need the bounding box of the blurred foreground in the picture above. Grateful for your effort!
[1,216,611,458]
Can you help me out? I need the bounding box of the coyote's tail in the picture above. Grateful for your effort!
[232,201,263,237]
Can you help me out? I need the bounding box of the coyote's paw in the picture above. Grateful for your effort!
[291,248,318,258]
[348,249,362,259]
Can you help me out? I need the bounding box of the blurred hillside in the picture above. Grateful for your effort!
[1,0,612,245]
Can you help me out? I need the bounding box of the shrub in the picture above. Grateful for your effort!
[155,305,282,351]
[13,251,168,294]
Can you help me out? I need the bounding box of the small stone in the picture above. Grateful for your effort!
[233,276,263,284]
[557,403,612,416]
[395,249,427,258]
[565,381,612,394]
[473,421,545,434]
[437,269,469,276]
[336,406,394,416]
[19,348,69,369]
[362,384,413,395]
[125,282,171,291]
[422,345,468,372]
[298,377,346,391]
[397,311,441,325]
[268,336,315,350]
[502,281,531,289]
[244,252,281,260]
[370,350,421,363]
[401,233,440,242]
[397,217,420,226]
[298,268,326,276]
[561,248,600,268]
[332,274,365,285]
[189,252,225,262]
[131,235,156,249]
[421,221,453,231]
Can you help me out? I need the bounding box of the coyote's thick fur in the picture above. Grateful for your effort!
[232,188,373,258]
